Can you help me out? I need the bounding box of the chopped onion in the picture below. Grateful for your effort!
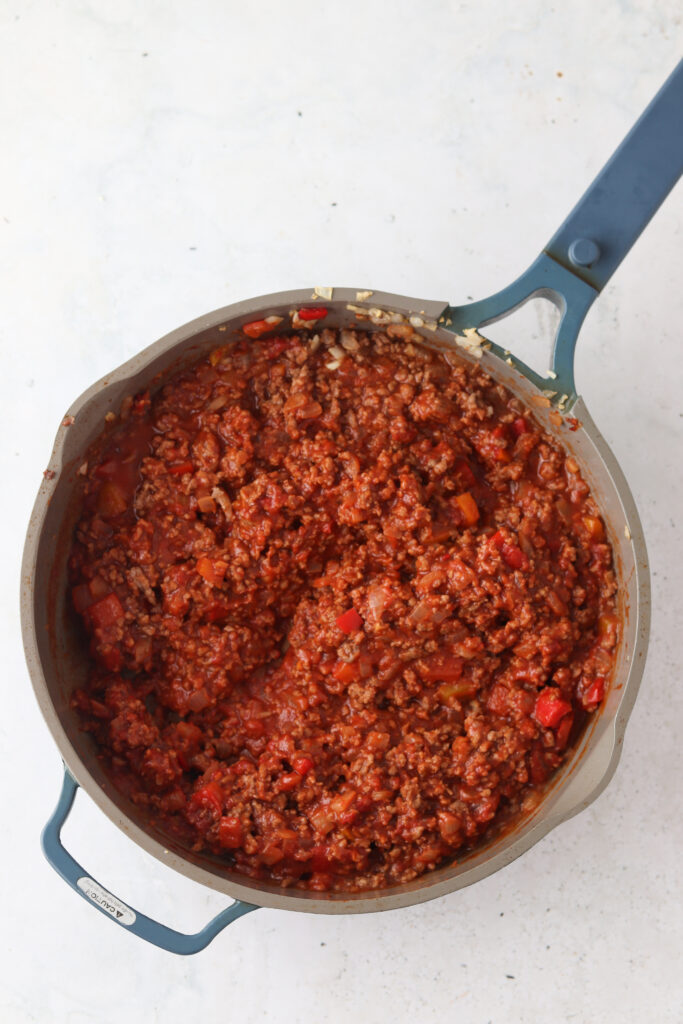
[367,584,393,622]
[340,331,359,352]
[284,391,307,411]
[207,393,228,412]
[408,599,434,625]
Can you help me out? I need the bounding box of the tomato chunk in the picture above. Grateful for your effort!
[96,481,128,519]
[336,608,363,633]
[191,781,223,817]
[168,461,194,476]
[218,815,243,849]
[88,593,124,628]
[332,659,360,684]
[419,651,464,682]
[534,688,572,729]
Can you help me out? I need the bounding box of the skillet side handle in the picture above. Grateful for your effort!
[41,768,258,955]
[545,59,683,292]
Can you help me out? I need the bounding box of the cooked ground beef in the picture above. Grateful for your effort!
[69,323,617,891]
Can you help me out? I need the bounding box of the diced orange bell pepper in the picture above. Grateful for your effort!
[453,491,479,526]
[196,555,228,588]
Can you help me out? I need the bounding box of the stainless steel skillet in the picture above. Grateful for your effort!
[21,61,682,953]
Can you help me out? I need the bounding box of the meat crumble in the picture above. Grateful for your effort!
[69,323,618,891]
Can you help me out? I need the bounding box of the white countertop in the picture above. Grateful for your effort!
[2,2,682,1021]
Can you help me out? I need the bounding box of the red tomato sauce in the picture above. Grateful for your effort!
[70,325,617,891]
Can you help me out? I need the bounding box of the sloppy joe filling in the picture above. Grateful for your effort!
[70,324,617,891]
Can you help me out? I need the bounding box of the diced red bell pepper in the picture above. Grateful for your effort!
[490,530,529,570]
[502,544,529,570]
[218,815,243,849]
[336,608,363,633]
[534,688,573,729]
[242,316,283,339]
[297,307,328,321]
[168,461,194,476]
[581,676,605,709]
[191,781,223,817]
[88,592,125,629]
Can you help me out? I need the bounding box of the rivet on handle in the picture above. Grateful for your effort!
[568,238,601,268]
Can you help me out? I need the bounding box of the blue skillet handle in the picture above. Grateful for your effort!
[545,58,683,292]
[446,60,683,400]
[42,768,258,955]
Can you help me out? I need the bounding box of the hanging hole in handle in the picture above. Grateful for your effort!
[477,296,562,381]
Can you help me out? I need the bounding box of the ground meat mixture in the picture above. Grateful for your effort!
[69,321,618,892]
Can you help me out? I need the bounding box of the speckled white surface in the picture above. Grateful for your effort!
[2,2,682,1021]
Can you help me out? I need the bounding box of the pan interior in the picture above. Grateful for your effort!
[23,294,648,912]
